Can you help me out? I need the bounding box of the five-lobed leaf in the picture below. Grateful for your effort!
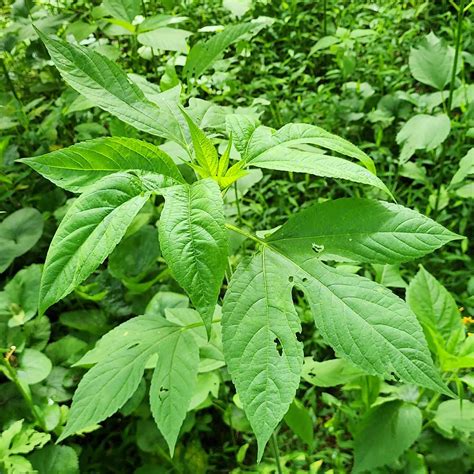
[159,179,228,334]
[267,198,461,264]
[19,137,184,193]
[39,173,152,315]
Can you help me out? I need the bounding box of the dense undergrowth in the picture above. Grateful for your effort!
[0,1,473,473]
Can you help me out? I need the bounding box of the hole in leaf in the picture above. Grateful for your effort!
[312,243,325,253]
[126,342,140,350]
[302,277,308,283]
[288,276,294,283]
[296,331,303,342]
[274,337,283,357]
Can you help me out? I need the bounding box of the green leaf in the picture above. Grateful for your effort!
[0,208,43,273]
[137,27,192,53]
[37,30,186,146]
[301,358,365,387]
[150,328,199,454]
[223,242,451,454]
[407,266,464,354]
[433,400,474,437]
[29,445,79,474]
[17,349,52,385]
[184,21,264,79]
[397,114,451,163]
[409,32,459,90]
[103,0,141,23]
[39,173,151,315]
[59,316,179,440]
[181,109,219,176]
[284,399,314,446]
[19,138,184,193]
[159,179,227,333]
[225,114,260,157]
[243,122,376,173]
[222,250,304,460]
[266,198,461,264]
[353,401,422,473]
[450,148,474,187]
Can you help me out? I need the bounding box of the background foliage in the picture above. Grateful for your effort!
[1,0,473,473]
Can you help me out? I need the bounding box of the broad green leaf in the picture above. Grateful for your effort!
[243,123,376,174]
[223,0,252,17]
[17,349,52,385]
[150,328,199,454]
[137,27,192,53]
[39,173,151,315]
[59,316,180,440]
[20,137,184,193]
[109,225,160,280]
[283,399,314,446]
[37,31,186,146]
[184,21,265,79]
[301,358,365,387]
[433,400,474,437]
[407,266,464,355]
[222,250,304,459]
[450,148,474,187]
[159,179,227,333]
[103,0,141,23]
[29,445,79,474]
[353,401,422,473]
[409,33,459,90]
[266,198,461,264]
[4,264,42,327]
[0,208,43,273]
[181,110,219,176]
[397,114,451,163]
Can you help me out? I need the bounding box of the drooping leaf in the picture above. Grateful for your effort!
[20,137,184,193]
[283,399,314,446]
[407,266,464,354]
[150,328,199,454]
[37,30,186,146]
[266,198,461,264]
[397,114,451,163]
[222,250,304,460]
[409,32,459,90]
[0,208,43,273]
[184,21,265,79]
[159,179,227,333]
[39,173,152,315]
[301,358,365,387]
[353,401,422,473]
[242,122,376,173]
[58,316,179,441]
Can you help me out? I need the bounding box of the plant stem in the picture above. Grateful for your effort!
[1,347,45,430]
[447,0,465,112]
[1,58,20,102]
[270,431,283,474]
[434,0,465,217]
[225,223,265,246]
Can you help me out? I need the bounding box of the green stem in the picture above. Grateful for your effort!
[270,431,283,474]
[225,223,265,246]
[447,0,466,112]
[1,349,45,429]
